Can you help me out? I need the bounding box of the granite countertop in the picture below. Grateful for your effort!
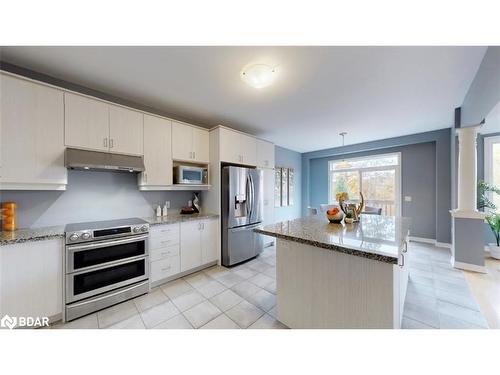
[255,215,411,264]
[142,212,219,226]
[0,225,66,246]
[0,212,219,246]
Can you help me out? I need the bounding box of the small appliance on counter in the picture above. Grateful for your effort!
[174,165,208,185]
[63,218,150,322]
[1,202,17,231]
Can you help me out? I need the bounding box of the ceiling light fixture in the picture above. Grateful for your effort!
[241,63,277,89]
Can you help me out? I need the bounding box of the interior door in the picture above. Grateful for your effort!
[64,92,109,152]
[109,105,143,156]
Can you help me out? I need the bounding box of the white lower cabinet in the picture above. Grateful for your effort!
[201,218,218,264]
[180,218,218,272]
[149,218,218,284]
[0,239,63,322]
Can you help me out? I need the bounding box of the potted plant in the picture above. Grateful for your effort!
[478,180,500,259]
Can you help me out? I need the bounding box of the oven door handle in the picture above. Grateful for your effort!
[67,234,149,252]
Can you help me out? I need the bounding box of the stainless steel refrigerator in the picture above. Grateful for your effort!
[221,166,264,266]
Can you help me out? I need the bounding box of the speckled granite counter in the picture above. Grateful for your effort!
[255,214,410,264]
[0,212,219,246]
[0,226,65,246]
[143,212,219,226]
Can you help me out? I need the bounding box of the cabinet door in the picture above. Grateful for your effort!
[171,121,193,161]
[180,221,202,272]
[64,92,109,152]
[140,115,172,186]
[192,127,209,163]
[219,127,239,164]
[262,169,275,246]
[240,134,257,166]
[1,75,67,189]
[0,239,63,321]
[201,219,218,264]
[256,139,275,168]
[109,105,144,155]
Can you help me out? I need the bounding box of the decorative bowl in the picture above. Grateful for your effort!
[326,210,344,224]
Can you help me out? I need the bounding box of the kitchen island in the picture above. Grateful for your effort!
[255,215,411,329]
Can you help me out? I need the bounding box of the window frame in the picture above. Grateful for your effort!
[328,152,402,216]
[484,135,500,208]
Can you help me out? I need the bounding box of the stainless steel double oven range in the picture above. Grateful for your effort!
[64,218,150,322]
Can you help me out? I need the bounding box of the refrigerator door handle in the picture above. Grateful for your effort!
[248,173,254,220]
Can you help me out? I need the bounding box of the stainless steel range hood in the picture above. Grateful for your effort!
[65,148,145,173]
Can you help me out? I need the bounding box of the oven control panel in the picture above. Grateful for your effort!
[65,223,149,244]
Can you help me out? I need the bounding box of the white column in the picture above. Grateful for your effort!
[455,125,481,214]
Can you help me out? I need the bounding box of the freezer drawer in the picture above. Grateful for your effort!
[222,223,263,266]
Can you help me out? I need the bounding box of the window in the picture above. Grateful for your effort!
[484,135,500,210]
[328,153,401,216]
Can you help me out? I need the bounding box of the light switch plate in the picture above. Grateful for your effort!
[404,196,412,202]
[166,201,171,208]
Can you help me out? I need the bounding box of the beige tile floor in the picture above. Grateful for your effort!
[53,242,493,329]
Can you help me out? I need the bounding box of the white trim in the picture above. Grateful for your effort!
[408,236,435,244]
[435,242,452,249]
[484,135,500,185]
[450,209,486,219]
[328,152,401,216]
[451,257,487,273]
[408,236,452,249]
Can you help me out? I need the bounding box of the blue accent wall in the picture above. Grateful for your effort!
[308,142,437,239]
[274,146,302,222]
[302,128,452,243]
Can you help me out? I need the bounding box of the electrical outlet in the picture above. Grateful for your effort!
[166,201,171,208]
[404,196,412,202]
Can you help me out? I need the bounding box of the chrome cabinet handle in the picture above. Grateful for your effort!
[193,151,196,159]
[110,139,114,148]
[160,229,171,233]
[103,138,108,148]
[161,252,170,256]
[402,241,408,253]
[160,240,171,244]
[161,266,171,272]
[399,253,405,268]
[144,173,147,183]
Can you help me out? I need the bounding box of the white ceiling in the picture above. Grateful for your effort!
[0,46,487,152]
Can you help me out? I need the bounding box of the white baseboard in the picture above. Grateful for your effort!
[451,257,487,273]
[408,236,435,244]
[408,236,451,249]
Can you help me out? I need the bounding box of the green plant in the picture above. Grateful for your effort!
[486,214,500,247]
[478,180,500,211]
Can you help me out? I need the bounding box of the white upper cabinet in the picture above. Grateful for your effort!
[64,92,109,152]
[1,74,67,190]
[65,93,144,156]
[192,127,210,163]
[171,121,192,161]
[172,121,209,163]
[109,105,144,156]
[139,114,173,187]
[256,139,275,169]
[219,127,257,166]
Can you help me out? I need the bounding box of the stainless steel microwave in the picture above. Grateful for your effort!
[174,165,208,184]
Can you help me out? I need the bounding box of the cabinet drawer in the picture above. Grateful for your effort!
[150,256,180,282]
[150,244,180,262]
[149,225,180,249]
